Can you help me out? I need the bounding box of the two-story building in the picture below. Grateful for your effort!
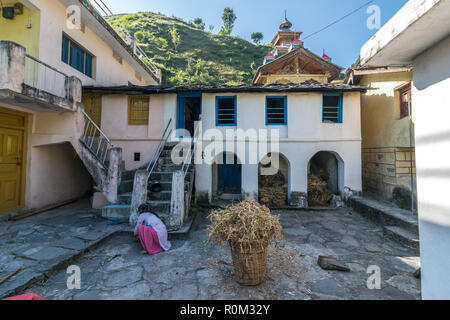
[84,82,366,212]
[345,66,416,209]
[358,0,450,299]
[0,0,161,216]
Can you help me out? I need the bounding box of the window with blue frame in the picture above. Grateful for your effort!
[322,93,343,123]
[266,96,287,125]
[61,34,94,78]
[216,96,236,126]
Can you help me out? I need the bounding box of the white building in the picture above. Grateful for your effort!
[90,83,365,208]
[360,0,450,299]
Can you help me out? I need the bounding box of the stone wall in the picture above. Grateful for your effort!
[362,147,416,199]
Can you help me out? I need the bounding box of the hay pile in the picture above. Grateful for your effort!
[307,173,332,206]
[259,171,287,207]
[207,198,282,246]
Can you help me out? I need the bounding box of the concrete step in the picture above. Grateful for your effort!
[118,179,134,194]
[348,196,418,233]
[149,171,192,182]
[102,204,130,221]
[117,188,188,204]
[168,210,198,240]
[148,200,171,214]
[157,156,178,165]
[154,181,190,192]
[383,226,420,253]
[121,170,136,181]
[148,190,172,201]
[155,163,184,172]
[160,147,193,158]
[117,192,132,204]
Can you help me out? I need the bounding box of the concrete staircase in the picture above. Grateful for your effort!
[79,111,122,204]
[101,142,196,235]
[348,196,419,253]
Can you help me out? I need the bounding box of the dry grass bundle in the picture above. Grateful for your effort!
[259,171,285,187]
[258,171,288,207]
[259,187,287,207]
[307,174,332,206]
[207,198,282,246]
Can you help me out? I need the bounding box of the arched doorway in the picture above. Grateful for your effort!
[308,151,344,207]
[258,153,290,207]
[212,152,242,199]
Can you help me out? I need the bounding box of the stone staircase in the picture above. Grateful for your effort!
[78,111,122,204]
[102,142,196,235]
[348,196,419,253]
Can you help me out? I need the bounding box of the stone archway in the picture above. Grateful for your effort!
[307,151,344,207]
[258,152,290,207]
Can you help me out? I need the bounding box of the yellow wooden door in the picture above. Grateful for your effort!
[82,94,102,135]
[0,122,25,214]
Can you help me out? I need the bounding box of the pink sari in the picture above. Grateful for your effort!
[137,225,163,255]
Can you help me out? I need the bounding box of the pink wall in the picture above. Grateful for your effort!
[29,142,92,209]
[100,94,166,171]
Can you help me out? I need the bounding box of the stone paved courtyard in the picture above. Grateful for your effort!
[6,202,421,300]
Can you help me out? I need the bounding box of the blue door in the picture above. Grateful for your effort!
[177,92,201,137]
[218,154,241,194]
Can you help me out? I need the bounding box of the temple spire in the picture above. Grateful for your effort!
[279,10,293,31]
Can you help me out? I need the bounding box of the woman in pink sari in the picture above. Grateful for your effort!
[134,204,171,255]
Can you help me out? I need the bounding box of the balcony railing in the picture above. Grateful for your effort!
[24,54,70,99]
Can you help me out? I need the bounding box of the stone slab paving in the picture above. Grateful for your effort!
[21,207,420,300]
[0,199,130,299]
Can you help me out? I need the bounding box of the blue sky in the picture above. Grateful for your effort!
[98,0,408,68]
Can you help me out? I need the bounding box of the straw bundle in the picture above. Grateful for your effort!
[207,198,283,286]
[207,198,282,246]
[258,171,288,207]
[307,174,332,206]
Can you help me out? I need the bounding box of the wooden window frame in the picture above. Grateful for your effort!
[266,96,287,125]
[61,33,95,78]
[128,96,149,126]
[322,93,343,124]
[396,82,412,119]
[216,96,237,126]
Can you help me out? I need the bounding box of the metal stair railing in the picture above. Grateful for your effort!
[181,122,200,176]
[80,110,114,167]
[146,118,173,176]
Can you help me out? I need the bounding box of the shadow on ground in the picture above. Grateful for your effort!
[14,204,420,300]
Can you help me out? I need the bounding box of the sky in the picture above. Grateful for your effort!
[95,0,409,69]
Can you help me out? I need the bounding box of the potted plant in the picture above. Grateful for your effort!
[207,198,282,286]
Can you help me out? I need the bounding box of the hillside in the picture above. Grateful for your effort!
[106,12,270,86]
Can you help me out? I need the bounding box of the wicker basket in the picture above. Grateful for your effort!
[229,240,268,286]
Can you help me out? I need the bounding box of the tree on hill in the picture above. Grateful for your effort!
[193,18,205,30]
[104,12,269,86]
[169,25,181,51]
[251,32,263,45]
[134,31,145,42]
[219,7,236,35]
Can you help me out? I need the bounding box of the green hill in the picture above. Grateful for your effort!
[106,12,270,86]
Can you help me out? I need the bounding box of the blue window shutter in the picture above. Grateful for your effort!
[69,44,84,72]
[85,54,92,78]
[61,37,69,63]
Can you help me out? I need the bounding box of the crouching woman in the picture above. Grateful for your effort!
[134,204,171,255]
